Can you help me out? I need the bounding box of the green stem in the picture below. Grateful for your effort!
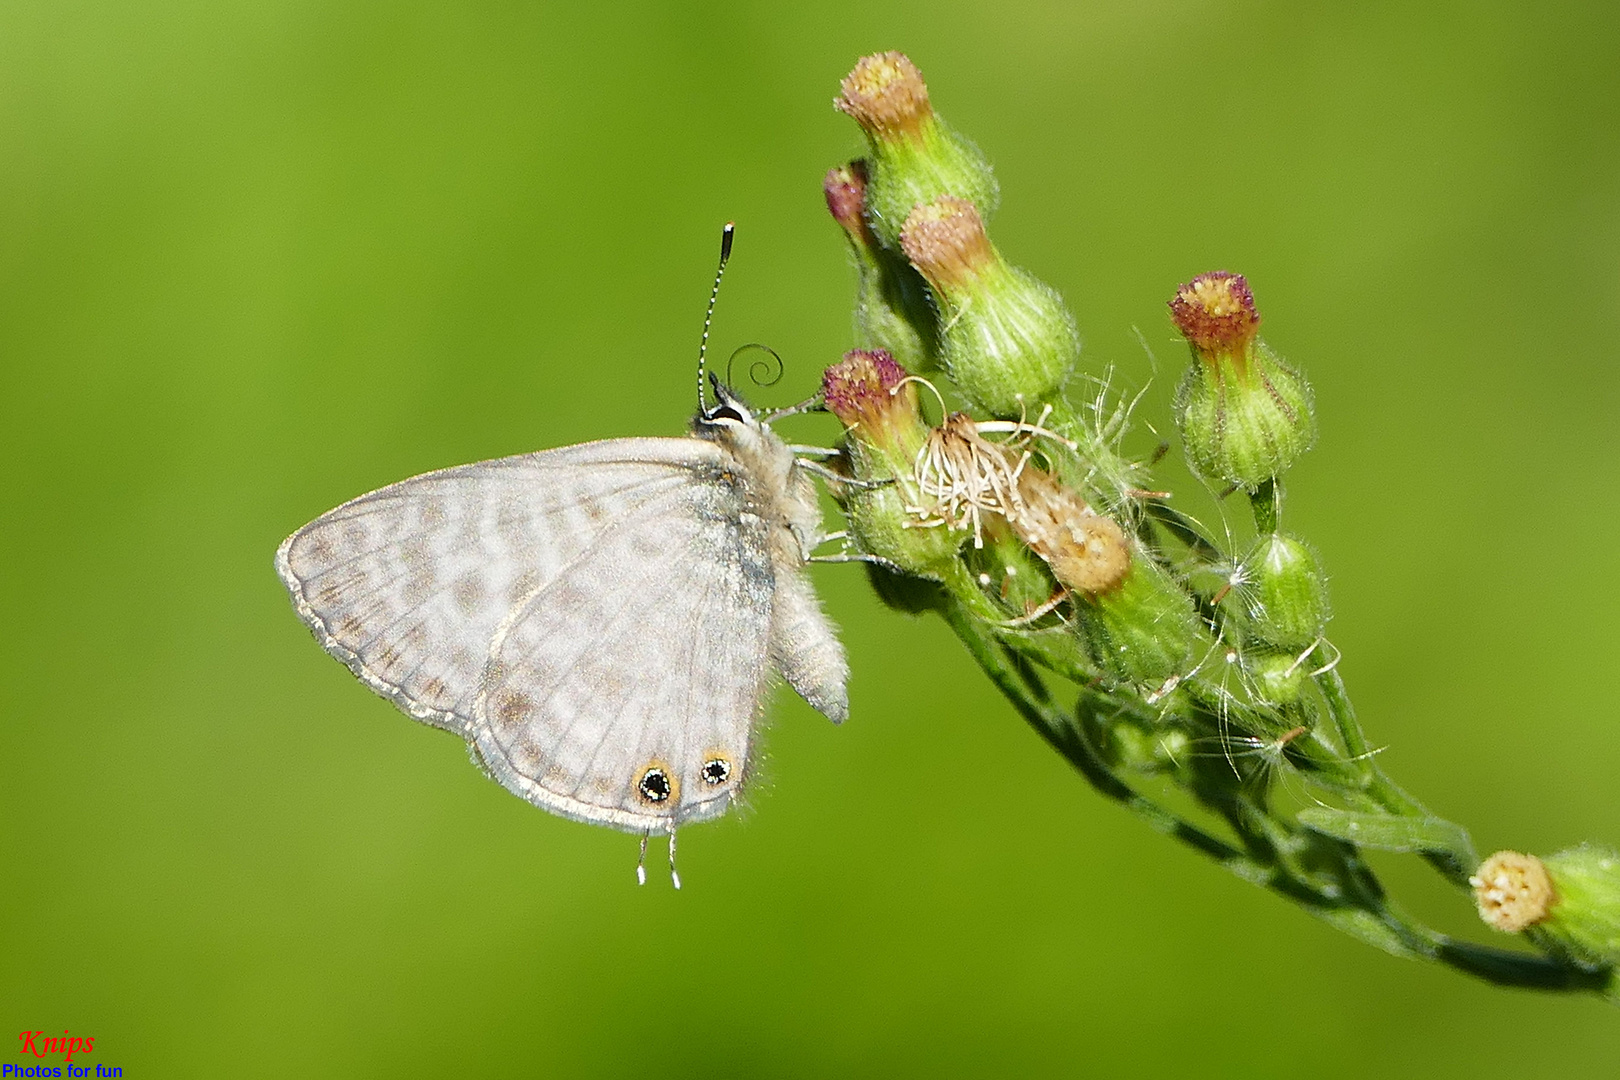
[1140,500,1226,565]
[942,601,1267,876]
[1315,664,1478,884]
[1250,478,1279,534]
[945,602,1609,999]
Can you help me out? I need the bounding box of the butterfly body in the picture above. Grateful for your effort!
[276,384,846,835]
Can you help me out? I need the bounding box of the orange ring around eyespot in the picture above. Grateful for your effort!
[699,753,734,786]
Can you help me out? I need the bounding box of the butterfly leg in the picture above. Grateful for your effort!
[795,458,893,490]
[668,828,682,891]
[808,551,906,571]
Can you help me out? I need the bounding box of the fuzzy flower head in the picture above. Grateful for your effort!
[1471,850,1555,933]
[1169,271,1261,373]
[832,52,998,251]
[821,352,962,577]
[1168,270,1314,491]
[822,348,915,436]
[899,196,997,292]
[898,197,1077,418]
[835,51,933,142]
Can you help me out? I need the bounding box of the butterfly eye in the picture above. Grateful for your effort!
[637,766,674,804]
[701,758,732,786]
[705,404,746,425]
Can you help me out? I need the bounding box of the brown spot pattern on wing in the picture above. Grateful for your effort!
[494,689,536,730]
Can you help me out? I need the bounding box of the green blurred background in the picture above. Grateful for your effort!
[4,1,1618,1075]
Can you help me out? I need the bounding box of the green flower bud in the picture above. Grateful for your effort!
[1246,650,1309,706]
[1243,533,1329,649]
[1079,555,1213,696]
[1541,845,1620,967]
[1094,714,1192,777]
[1169,272,1314,491]
[834,51,998,250]
[823,161,939,371]
[963,517,1060,618]
[822,349,962,575]
[900,197,1078,418]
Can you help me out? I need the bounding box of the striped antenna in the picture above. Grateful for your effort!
[696,222,736,413]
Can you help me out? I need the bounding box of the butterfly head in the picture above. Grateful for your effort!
[697,373,763,432]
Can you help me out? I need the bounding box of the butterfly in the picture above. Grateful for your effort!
[275,379,847,848]
[275,227,849,881]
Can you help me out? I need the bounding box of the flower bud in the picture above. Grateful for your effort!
[1246,650,1309,706]
[1540,845,1620,967]
[1170,272,1314,491]
[834,51,998,250]
[1079,556,1213,695]
[1094,714,1192,777]
[822,350,962,575]
[964,517,1064,619]
[901,197,1078,418]
[824,162,939,372]
[1243,533,1329,649]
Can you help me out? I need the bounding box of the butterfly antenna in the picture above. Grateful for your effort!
[696,222,736,414]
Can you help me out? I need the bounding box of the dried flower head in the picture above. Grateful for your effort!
[912,412,1025,547]
[1471,850,1556,932]
[1012,467,1131,597]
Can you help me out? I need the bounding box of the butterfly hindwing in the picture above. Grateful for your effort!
[471,467,774,831]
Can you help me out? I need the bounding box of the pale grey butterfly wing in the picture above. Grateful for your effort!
[276,438,712,736]
[471,464,772,831]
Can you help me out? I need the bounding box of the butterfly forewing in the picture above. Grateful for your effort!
[275,438,728,737]
[471,471,773,831]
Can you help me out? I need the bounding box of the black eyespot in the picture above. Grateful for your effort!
[638,767,672,803]
[701,758,731,786]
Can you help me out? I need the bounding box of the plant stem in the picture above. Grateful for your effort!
[1314,664,1478,885]
[945,601,1612,1001]
[1250,478,1278,534]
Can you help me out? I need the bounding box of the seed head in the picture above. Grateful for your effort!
[1011,467,1130,597]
